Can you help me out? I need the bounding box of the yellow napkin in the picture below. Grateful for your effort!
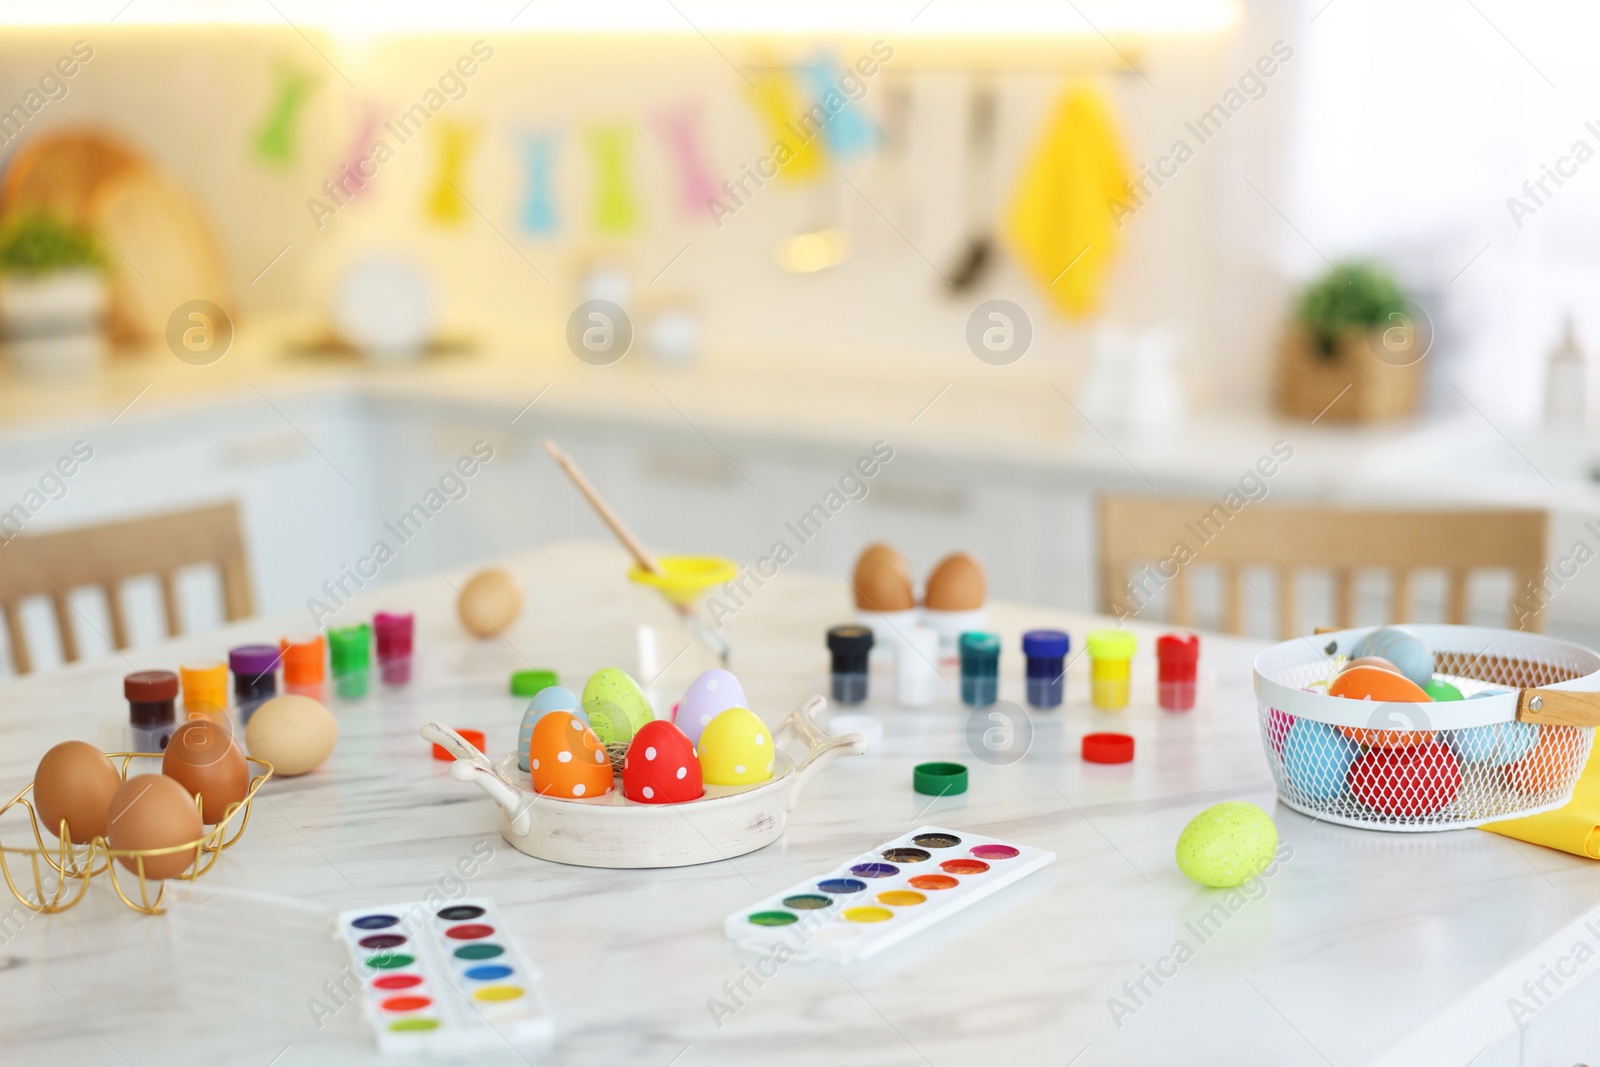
[1483,735,1600,858]
[1004,83,1131,319]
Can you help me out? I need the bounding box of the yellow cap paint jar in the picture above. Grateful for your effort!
[1086,629,1136,710]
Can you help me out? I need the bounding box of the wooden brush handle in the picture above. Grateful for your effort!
[543,439,664,576]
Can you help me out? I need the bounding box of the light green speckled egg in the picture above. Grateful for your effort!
[581,667,654,744]
[1175,802,1278,888]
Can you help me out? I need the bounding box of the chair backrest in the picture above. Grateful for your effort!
[0,501,253,674]
[1098,497,1548,637]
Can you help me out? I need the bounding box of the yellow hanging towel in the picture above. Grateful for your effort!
[1004,84,1131,319]
[1483,734,1600,858]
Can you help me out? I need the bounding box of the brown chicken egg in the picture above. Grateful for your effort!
[924,552,986,611]
[162,719,250,824]
[33,741,122,844]
[107,773,204,881]
[851,543,915,611]
[458,566,523,637]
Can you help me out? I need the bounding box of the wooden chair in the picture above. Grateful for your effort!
[1098,497,1548,636]
[0,502,253,674]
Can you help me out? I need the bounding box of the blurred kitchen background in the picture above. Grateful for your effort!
[3,0,1600,674]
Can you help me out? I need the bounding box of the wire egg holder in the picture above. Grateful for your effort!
[0,753,273,915]
[1256,625,1600,832]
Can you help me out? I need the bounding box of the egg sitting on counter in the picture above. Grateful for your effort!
[675,668,747,746]
[923,552,986,611]
[107,773,204,880]
[457,566,523,638]
[698,707,775,786]
[245,694,338,777]
[163,719,250,824]
[623,720,704,803]
[33,741,122,844]
[851,543,915,612]
[529,711,613,799]
[581,667,654,745]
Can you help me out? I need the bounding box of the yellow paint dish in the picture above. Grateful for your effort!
[628,556,738,608]
[473,985,526,1002]
[876,890,927,907]
[842,906,894,923]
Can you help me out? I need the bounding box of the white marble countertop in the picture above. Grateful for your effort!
[1,542,1597,1066]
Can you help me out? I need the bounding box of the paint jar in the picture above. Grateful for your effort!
[1021,630,1070,710]
[1086,629,1136,710]
[1157,633,1200,712]
[328,623,372,699]
[126,670,179,752]
[374,612,415,685]
[179,661,228,720]
[894,626,940,707]
[280,634,326,695]
[511,669,559,698]
[958,632,1000,708]
[229,644,280,722]
[827,624,874,706]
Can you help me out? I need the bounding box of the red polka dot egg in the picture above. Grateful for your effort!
[622,720,703,803]
[528,710,613,799]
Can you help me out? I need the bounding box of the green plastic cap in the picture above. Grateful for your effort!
[913,761,969,797]
[328,624,371,672]
[511,669,559,697]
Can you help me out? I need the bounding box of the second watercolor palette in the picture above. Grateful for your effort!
[725,825,1054,963]
[339,897,550,1054]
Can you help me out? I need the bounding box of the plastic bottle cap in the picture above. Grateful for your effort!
[328,625,372,671]
[1082,732,1135,764]
[179,662,227,700]
[1022,629,1071,660]
[228,644,280,677]
[957,632,1001,658]
[124,670,178,702]
[511,669,560,697]
[1156,633,1200,664]
[1086,629,1136,661]
[374,611,414,636]
[279,635,327,684]
[432,729,486,761]
[827,624,874,672]
[913,761,969,796]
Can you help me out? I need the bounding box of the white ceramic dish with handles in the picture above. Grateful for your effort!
[421,696,868,869]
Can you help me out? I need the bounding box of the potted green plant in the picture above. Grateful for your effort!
[0,211,107,376]
[1276,260,1423,422]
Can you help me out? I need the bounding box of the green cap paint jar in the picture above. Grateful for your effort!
[328,623,372,699]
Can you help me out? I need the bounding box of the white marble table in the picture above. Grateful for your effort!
[1,542,1597,1067]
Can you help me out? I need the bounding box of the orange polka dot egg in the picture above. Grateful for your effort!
[528,711,613,799]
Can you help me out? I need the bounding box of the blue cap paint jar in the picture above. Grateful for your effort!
[1022,630,1070,709]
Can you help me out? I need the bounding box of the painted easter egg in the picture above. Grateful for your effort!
[1449,721,1539,767]
[1282,721,1360,801]
[1265,708,1295,754]
[1346,656,1400,674]
[517,687,585,772]
[1347,741,1461,816]
[1423,679,1463,702]
[1330,666,1435,747]
[1349,627,1433,688]
[1175,802,1278,889]
[582,668,654,745]
[1506,728,1581,797]
[698,707,775,786]
[675,668,748,746]
[622,720,704,803]
[528,711,613,799]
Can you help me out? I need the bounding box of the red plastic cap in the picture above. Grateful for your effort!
[1157,633,1200,664]
[124,670,178,702]
[1082,732,1135,764]
[432,729,486,761]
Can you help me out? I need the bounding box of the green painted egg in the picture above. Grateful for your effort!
[1175,802,1278,888]
[1424,679,1463,702]
[581,667,654,744]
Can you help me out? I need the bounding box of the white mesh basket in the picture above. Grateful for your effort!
[1254,625,1600,832]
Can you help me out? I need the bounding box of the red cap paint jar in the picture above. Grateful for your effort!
[125,669,178,752]
[1157,633,1200,712]
[374,612,414,685]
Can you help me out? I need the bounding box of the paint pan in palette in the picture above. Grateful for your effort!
[725,825,1054,963]
[338,896,551,1054]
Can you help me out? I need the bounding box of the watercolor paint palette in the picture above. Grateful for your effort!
[339,897,551,1054]
[725,825,1054,963]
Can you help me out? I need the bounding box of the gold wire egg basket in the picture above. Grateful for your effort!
[0,752,273,916]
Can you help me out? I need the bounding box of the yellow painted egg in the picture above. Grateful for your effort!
[698,707,775,786]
